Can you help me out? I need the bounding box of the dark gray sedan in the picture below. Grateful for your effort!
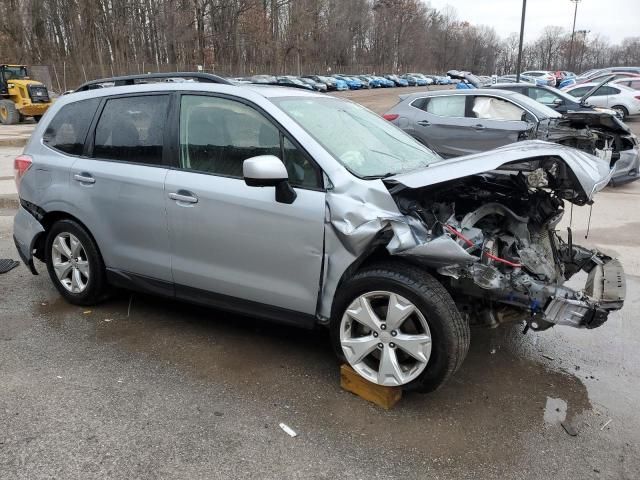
[383,88,639,185]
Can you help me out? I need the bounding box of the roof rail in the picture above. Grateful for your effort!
[73,72,232,92]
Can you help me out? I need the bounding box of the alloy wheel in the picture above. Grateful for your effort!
[612,106,627,120]
[51,232,90,293]
[340,291,432,386]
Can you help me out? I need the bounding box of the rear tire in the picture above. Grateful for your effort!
[0,100,20,125]
[45,219,107,306]
[612,105,628,120]
[33,115,43,122]
[331,261,470,393]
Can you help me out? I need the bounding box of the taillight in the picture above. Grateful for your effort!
[14,154,32,191]
[635,95,640,100]
[383,113,399,121]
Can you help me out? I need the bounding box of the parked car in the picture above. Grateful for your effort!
[355,75,373,89]
[496,74,546,86]
[564,81,640,120]
[521,70,556,86]
[372,75,394,87]
[561,68,640,89]
[303,75,348,91]
[333,75,363,90]
[487,82,618,116]
[401,74,418,86]
[564,72,640,90]
[249,74,278,84]
[384,75,408,87]
[406,73,433,85]
[14,73,626,392]
[425,75,452,85]
[272,76,313,90]
[613,77,640,90]
[383,88,639,185]
[298,77,327,92]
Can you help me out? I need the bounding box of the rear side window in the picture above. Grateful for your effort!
[93,95,169,165]
[410,98,427,109]
[422,96,466,117]
[43,98,100,155]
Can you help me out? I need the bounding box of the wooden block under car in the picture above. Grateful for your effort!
[340,364,402,409]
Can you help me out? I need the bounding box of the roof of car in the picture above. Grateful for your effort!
[490,83,530,88]
[403,88,521,99]
[67,81,326,101]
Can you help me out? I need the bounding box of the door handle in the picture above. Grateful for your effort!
[168,191,198,204]
[73,173,95,184]
[417,120,431,127]
[474,124,486,130]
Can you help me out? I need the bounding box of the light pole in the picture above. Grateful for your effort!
[515,0,527,82]
[568,0,582,71]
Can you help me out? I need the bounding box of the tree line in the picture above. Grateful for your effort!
[1,0,639,91]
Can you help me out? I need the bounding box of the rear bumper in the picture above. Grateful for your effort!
[544,258,625,329]
[13,205,45,275]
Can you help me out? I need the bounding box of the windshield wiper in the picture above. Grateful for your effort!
[361,172,396,179]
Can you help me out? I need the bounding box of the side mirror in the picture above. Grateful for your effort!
[243,155,297,204]
[552,98,564,106]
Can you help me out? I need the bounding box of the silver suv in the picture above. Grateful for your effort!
[13,74,626,392]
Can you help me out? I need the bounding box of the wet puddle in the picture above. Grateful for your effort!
[32,289,593,461]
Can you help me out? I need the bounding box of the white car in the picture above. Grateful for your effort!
[565,82,640,120]
[522,70,556,86]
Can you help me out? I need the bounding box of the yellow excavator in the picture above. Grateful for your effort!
[0,64,52,124]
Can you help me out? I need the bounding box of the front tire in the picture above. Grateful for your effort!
[331,261,470,393]
[45,219,107,306]
[0,100,20,125]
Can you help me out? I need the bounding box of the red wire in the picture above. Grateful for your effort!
[444,224,522,268]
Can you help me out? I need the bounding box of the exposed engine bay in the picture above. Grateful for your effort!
[388,156,626,331]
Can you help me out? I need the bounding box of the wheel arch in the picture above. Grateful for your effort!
[34,210,104,264]
[329,238,436,319]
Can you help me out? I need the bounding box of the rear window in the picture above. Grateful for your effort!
[42,98,100,155]
[93,95,169,165]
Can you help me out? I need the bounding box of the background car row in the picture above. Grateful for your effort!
[383,75,640,187]
[230,73,453,91]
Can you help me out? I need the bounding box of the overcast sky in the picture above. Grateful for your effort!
[426,0,640,44]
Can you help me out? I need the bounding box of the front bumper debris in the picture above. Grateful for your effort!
[544,258,626,329]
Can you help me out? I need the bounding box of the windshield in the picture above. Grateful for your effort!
[274,97,440,178]
[3,66,28,80]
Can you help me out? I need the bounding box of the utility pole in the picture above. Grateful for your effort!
[515,0,527,82]
[568,0,582,71]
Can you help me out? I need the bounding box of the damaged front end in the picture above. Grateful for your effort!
[540,112,640,185]
[322,141,625,331]
[383,142,625,330]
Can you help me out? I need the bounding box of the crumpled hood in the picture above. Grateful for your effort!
[560,110,631,134]
[385,140,612,202]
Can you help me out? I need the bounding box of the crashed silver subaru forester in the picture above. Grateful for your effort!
[13,74,626,392]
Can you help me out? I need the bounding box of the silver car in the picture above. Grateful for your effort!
[383,88,640,185]
[13,74,626,392]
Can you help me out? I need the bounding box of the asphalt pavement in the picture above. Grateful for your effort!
[0,88,639,479]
